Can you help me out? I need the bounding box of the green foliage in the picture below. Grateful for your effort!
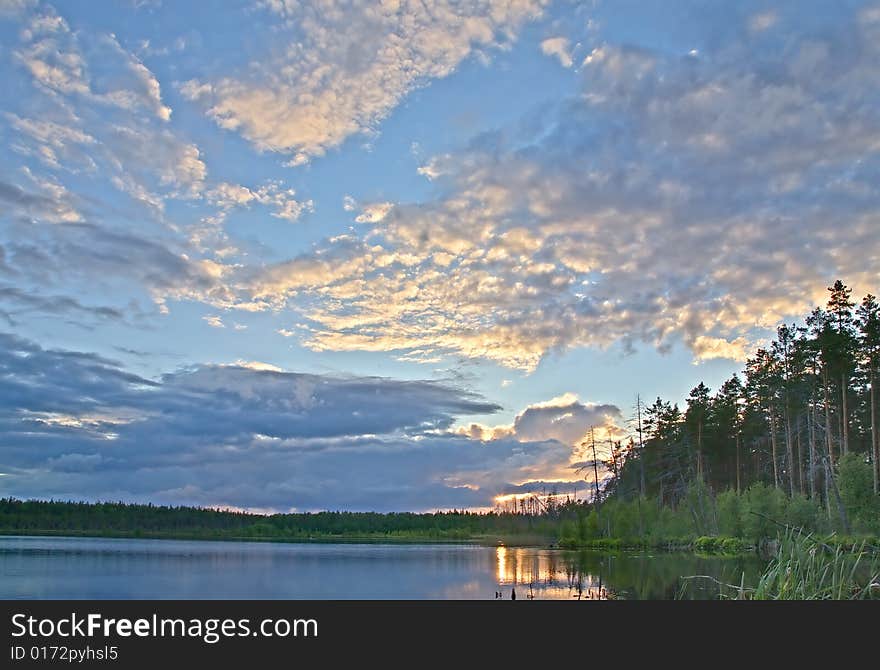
[838,454,880,532]
[558,482,850,549]
[751,530,880,600]
[784,493,822,532]
[716,489,742,537]
[0,498,565,543]
[607,280,879,545]
[740,483,787,540]
[692,536,747,554]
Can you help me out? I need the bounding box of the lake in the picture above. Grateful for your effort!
[0,536,765,600]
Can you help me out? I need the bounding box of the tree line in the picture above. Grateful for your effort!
[0,498,565,541]
[605,280,880,535]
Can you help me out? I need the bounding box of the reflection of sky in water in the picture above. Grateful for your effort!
[0,537,762,600]
[492,546,610,600]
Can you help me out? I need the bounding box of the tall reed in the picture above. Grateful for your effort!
[750,530,879,600]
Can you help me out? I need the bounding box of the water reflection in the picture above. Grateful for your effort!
[0,537,764,600]
[495,546,611,599]
[492,546,763,600]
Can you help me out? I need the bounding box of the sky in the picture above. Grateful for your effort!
[1,0,879,512]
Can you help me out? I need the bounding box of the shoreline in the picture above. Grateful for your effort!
[0,529,553,548]
[0,530,758,555]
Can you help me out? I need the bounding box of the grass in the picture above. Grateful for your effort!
[559,535,753,554]
[681,529,880,599]
[751,530,880,599]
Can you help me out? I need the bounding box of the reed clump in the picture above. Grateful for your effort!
[749,529,880,600]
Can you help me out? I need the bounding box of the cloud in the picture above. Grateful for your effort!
[690,335,752,363]
[454,392,625,498]
[0,285,126,325]
[0,334,609,511]
[0,176,80,223]
[14,11,173,121]
[204,181,313,223]
[233,3,880,369]
[6,113,97,170]
[181,0,547,162]
[354,201,394,224]
[6,3,206,207]
[0,0,36,17]
[540,36,573,67]
[203,315,225,328]
[1,3,266,327]
[458,393,623,449]
[0,206,235,329]
[748,11,778,33]
[0,335,631,510]
[229,360,281,372]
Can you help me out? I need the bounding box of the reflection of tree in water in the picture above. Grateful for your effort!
[495,547,763,600]
[565,550,763,600]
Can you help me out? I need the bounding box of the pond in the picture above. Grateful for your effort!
[0,536,766,599]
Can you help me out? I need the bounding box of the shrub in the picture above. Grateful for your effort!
[716,489,742,537]
[741,483,787,541]
[837,453,880,533]
[784,493,821,532]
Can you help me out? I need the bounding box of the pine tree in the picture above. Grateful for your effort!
[745,348,782,489]
[827,280,856,456]
[685,382,711,482]
[711,375,744,492]
[856,294,880,494]
[772,324,799,496]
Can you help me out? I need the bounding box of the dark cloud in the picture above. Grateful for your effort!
[0,334,574,511]
[0,286,125,322]
[0,179,59,211]
[0,245,12,276]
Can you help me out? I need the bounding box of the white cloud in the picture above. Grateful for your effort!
[205,180,314,223]
[540,36,573,68]
[229,360,283,372]
[110,35,173,121]
[690,335,752,363]
[14,15,173,121]
[355,201,394,223]
[16,166,82,222]
[5,113,96,151]
[8,5,207,212]
[202,315,225,328]
[181,0,547,161]
[456,393,625,483]
[417,154,451,180]
[230,6,880,370]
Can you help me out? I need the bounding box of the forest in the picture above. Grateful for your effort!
[0,497,562,543]
[564,280,880,547]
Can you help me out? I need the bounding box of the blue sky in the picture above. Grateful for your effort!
[1,0,879,511]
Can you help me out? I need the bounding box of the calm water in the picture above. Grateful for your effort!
[0,536,765,600]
